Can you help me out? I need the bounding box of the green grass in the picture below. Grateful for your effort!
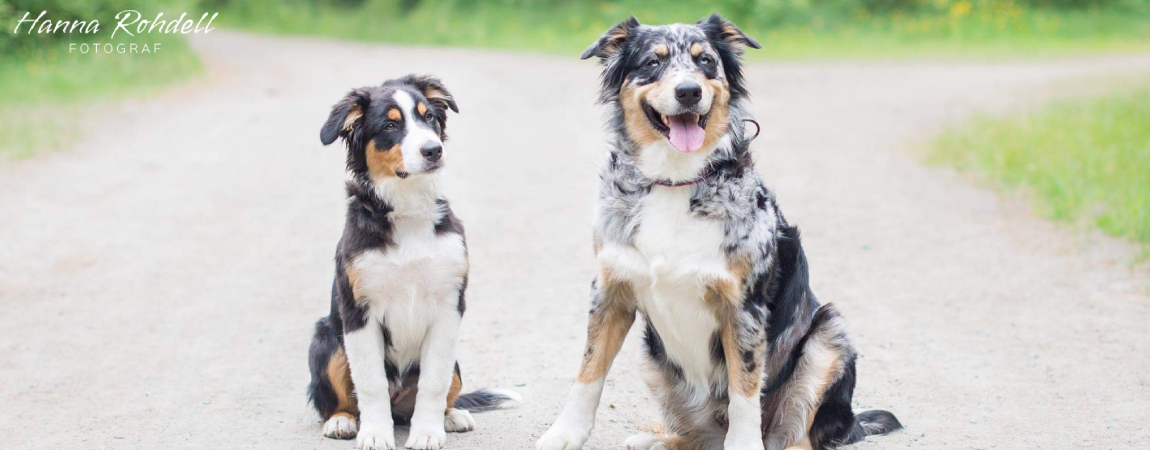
[213,1,1150,60]
[0,34,202,160]
[928,84,1150,251]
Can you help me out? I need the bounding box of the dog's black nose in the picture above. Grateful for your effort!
[420,143,442,162]
[675,82,702,107]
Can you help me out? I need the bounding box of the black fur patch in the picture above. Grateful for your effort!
[433,199,465,236]
[307,316,342,420]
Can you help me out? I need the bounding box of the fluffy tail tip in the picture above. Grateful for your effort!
[857,410,902,436]
[453,388,522,412]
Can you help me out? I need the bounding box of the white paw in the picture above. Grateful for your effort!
[444,409,476,432]
[322,414,358,439]
[356,424,397,450]
[535,421,591,450]
[624,433,665,450]
[723,432,765,450]
[404,423,448,450]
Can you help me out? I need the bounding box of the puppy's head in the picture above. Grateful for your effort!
[582,15,759,155]
[320,75,459,182]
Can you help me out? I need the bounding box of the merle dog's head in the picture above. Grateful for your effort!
[320,75,459,182]
[582,14,759,156]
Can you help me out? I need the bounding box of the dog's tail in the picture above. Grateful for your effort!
[839,410,903,445]
[453,389,522,412]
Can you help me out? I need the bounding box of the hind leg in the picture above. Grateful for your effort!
[762,305,854,450]
[321,348,359,439]
[444,368,475,432]
[308,318,361,439]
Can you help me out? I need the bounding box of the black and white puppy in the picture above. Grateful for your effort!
[308,75,518,450]
[537,16,901,450]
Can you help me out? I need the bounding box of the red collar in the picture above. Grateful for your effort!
[651,167,715,187]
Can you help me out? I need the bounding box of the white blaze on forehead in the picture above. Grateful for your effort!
[393,89,442,174]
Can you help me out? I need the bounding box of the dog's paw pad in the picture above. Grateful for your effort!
[323,413,358,439]
[444,409,476,432]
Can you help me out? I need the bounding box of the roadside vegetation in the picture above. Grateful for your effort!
[209,0,1150,59]
[928,81,1150,251]
[0,1,202,159]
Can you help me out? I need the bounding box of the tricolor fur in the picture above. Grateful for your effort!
[308,75,519,450]
[537,15,900,450]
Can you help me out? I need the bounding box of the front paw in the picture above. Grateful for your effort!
[356,423,397,450]
[405,422,448,450]
[722,432,764,450]
[535,420,591,450]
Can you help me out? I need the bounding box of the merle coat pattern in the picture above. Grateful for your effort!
[536,15,900,450]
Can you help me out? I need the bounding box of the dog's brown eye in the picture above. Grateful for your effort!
[646,59,660,68]
[384,122,398,131]
[424,112,435,122]
[700,55,714,66]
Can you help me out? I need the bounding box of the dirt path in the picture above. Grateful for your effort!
[2,32,1149,449]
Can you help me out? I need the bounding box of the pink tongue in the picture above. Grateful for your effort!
[668,114,705,153]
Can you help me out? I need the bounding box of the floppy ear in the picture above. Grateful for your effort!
[698,14,761,53]
[407,74,459,113]
[320,89,370,146]
[580,16,640,60]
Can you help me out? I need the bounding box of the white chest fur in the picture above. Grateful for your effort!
[350,215,467,371]
[599,186,730,389]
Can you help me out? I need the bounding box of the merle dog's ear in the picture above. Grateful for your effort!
[581,16,640,60]
[698,14,761,53]
[407,75,459,114]
[320,89,370,146]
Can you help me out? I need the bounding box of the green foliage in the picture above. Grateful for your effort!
[1,0,196,51]
[209,0,1150,59]
[929,83,1150,250]
[1,1,203,158]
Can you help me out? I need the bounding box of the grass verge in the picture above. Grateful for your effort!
[213,1,1150,60]
[0,34,202,160]
[927,83,1150,251]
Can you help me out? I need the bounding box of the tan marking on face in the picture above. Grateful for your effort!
[343,104,364,131]
[326,348,360,416]
[417,102,427,116]
[619,81,669,147]
[576,269,637,383]
[690,43,704,57]
[387,108,401,121]
[653,43,668,57]
[365,141,404,181]
[702,78,732,150]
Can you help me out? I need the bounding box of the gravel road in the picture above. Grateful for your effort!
[2,32,1149,449]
